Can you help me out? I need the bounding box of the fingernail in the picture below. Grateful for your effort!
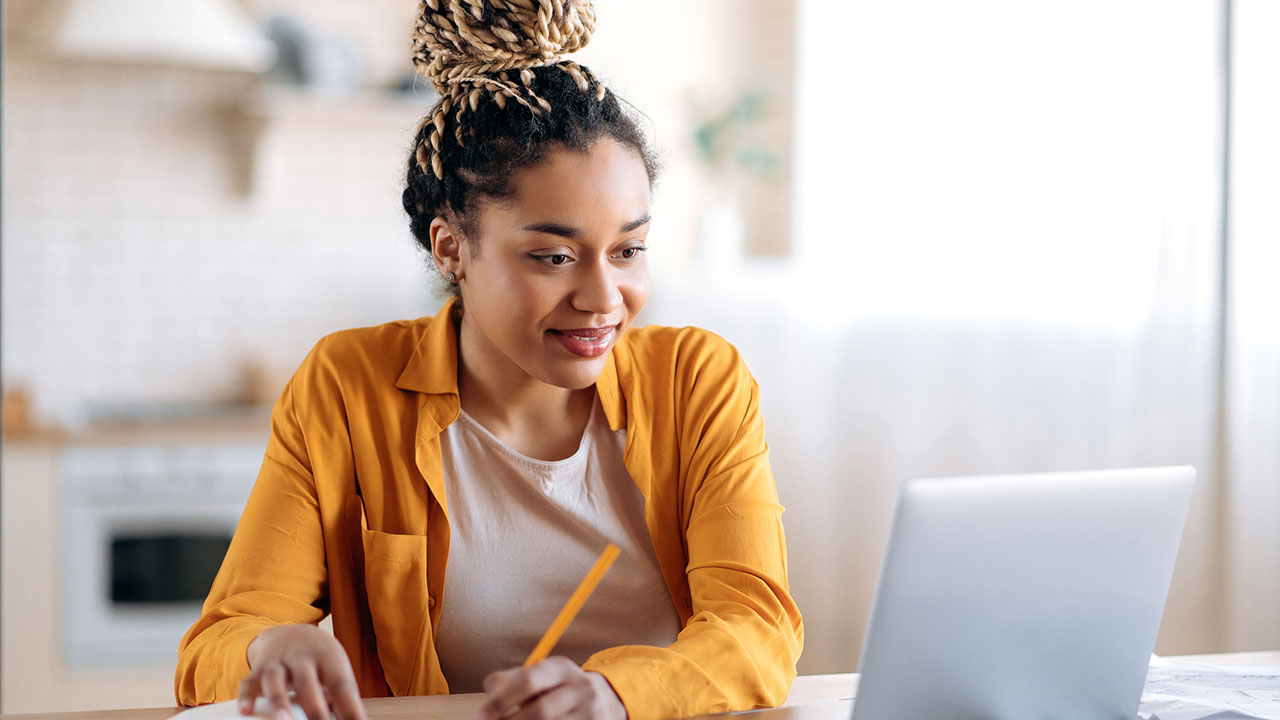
[276,709,291,720]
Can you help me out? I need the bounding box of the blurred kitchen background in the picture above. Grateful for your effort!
[2,0,1278,713]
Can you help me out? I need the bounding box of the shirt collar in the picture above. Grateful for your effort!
[395,296,461,397]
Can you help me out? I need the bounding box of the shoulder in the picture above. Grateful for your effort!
[619,324,747,381]
[306,318,430,372]
[288,316,435,401]
[613,324,756,404]
[612,325,767,472]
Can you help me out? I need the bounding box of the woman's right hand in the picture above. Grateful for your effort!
[239,624,368,720]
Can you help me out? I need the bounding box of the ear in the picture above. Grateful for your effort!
[429,216,465,280]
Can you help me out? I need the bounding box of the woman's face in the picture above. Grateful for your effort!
[435,138,652,392]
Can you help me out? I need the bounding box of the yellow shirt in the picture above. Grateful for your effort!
[175,298,804,719]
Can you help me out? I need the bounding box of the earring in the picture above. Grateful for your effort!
[446,271,457,283]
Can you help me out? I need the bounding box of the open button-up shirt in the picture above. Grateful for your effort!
[175,298,804,719]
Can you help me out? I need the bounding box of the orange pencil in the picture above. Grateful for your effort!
[523,543,621,667]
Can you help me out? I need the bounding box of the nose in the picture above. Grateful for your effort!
[572,256,624,315]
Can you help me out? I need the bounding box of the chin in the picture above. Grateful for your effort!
[542,359,609,390]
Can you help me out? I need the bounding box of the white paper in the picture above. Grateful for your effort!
[168,698,313,720]
[1138,663,1280,720]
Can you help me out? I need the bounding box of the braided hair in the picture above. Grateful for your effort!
[402,0,658,292]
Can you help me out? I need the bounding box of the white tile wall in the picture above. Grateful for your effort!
[2,0,795,428]
[3,59,441,426]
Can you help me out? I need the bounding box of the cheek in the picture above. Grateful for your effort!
[472,259,543,306]
[479,268,567,340]
[621,268,650,317]
[509,275,564,315]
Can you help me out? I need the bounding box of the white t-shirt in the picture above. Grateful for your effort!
[433,397,683,693]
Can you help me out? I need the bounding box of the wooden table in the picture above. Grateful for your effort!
[0,674,853,720]
[3,654,1274,720]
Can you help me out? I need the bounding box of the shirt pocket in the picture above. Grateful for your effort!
[347,493,432,696]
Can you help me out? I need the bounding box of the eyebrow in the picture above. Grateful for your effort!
[522,213,651,238]
[621,213,652,232]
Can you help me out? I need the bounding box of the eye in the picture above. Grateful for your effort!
[531,253,573,266]
[618,245,647,261]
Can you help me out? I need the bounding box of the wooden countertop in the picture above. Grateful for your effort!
[0,693,483,720]
[2,406,272,447]
[3,658,1275,720]
[0,674,858,720]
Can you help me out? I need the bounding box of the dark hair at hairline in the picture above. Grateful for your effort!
[401,65,659,275]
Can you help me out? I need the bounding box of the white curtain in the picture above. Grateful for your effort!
[1224,0,1280,652]
[644,0,1280,674]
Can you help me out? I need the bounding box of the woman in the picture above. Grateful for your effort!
[175,2,803,719]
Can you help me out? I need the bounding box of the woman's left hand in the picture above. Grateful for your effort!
[473,656,626,720]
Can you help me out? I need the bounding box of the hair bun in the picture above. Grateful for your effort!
[410,0,608,180]
[412,0,597,94]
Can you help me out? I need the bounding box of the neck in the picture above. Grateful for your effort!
[455,314,597,460]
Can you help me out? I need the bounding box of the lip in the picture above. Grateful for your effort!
[556,326,614,338]
[549,325,618,358]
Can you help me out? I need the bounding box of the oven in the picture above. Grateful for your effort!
[60,442,265,667]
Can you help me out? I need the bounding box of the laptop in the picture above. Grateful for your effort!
[692,466,1196,720]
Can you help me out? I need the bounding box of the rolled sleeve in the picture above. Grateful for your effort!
[174,381,330,705]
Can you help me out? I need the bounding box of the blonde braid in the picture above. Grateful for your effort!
[412,0,607,179]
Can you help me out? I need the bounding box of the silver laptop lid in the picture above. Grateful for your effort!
[853,466,1195,720]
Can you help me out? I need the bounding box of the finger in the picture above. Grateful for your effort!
[481,666,520,697]
[318,652,367,720]
[238,673,262,716]
[477,658,575,720]
[583,672,624,720]
[260,664,294,720]
[508,686,582,720]
[476,667,520,720]
[286,660,329,720]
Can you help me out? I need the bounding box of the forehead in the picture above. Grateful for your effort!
[484,139,651,226]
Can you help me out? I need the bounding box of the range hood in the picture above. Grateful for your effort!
[55,0,275,72]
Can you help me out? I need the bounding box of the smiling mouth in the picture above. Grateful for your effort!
[549,326,617,358]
